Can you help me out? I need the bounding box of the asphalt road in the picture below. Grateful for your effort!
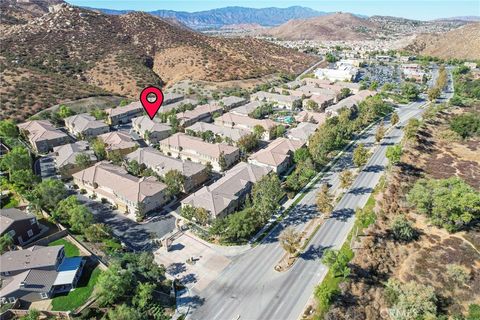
[188,100,428,320]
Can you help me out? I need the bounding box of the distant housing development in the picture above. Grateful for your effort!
[73,161,168,215]
[17,120,70,153]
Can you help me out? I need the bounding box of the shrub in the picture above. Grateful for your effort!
[390,215,416,242]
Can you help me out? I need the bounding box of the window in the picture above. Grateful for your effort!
[8,297,15,303]
[30,218,36,225]
[40,292,48,299]
[27,229,34,237]
[7,230,15,237]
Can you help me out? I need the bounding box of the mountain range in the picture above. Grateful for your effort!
[86,6,328,30]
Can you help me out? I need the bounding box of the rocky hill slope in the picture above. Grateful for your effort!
[0,3,316,120]
[263,13,381,40]
[404,23,480,60]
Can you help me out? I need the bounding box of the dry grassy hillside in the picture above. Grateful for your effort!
[405,23,480,60]
[0,3,316,121]
[263,13,379,40]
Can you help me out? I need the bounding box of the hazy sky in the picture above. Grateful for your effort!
[66,1,479,20]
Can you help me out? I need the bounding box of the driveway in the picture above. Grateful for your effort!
[78,195,176,251]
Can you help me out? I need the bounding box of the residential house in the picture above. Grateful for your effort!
[186,122,250,144]
[53,141,97,177]
[163,93,184,105]
[160,98,198,114]
[287,123,318,145]
[214,112,277,140]
[73,161,168,214]
[248,138,305,174]
[132,116,171,145]
[250,91,302,109]
[105,102,144,125]
[302,95,335,111]
[219,96,247,110]
[125,147,208,193]
[294,110,327,125]
[0,208,42,246]
[0,245,84,303]
[158,133,240,172]
[175,103,223,127]
[297,85,341,102]
[401,63,426,82]
[17,120,70,154]
[98,131,138,156]
[230,101,262,116]
[181,162,271,219]
[64,113,109,139]
[325,90,376,117]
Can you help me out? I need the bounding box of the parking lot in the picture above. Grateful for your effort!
[154,233,231,292]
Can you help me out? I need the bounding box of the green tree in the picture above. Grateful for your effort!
[132,282,156,310]
[75,153,92,170]
[181,205,196,220]
[316,184,333,217]
[305,99,319,111]
[0,120,19,138]
[52,195,79,224]
[385,279,437,320]
[1,146,30,174]
[69,205,94,234]
[339,170,353,189]
[10,169,39,193]
[353,143,370,167]
[57,105,74,119]
[84,223,110,242]
[386,145,403,165]
[391,112,400,126]
[96,262,134,306]
[279,226,301,255]
[339,87,352,100]
[404,118,421,141]
[91,138,106,160]
[407,177,480,231]
[164,170,185,198]
[293,147,311,164]
[0,234,13,254]
[401,82,420,101]
[90,108,107,120]
[106,304,142,320]
[127,160,142,176]
[427,87,441,101]
[467,304,480,320]
[450,112,480,139]
[326,52,337,63]
[218,152,228,172]
[28,179,67,211]
[390,215,416,242]
[253,125,266,139]
[252,174,282,223]
[194,207,210,226]
[237,133,258,153]
[375,121,386,143]
[276,125,286,138]
[107,150,124,165]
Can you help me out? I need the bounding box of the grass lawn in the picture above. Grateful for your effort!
[48,238,80,257]
[51,266,101,311]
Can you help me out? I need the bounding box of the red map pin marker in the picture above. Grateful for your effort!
[140,86,164,120]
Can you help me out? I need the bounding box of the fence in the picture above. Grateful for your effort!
[1,309,71,320]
